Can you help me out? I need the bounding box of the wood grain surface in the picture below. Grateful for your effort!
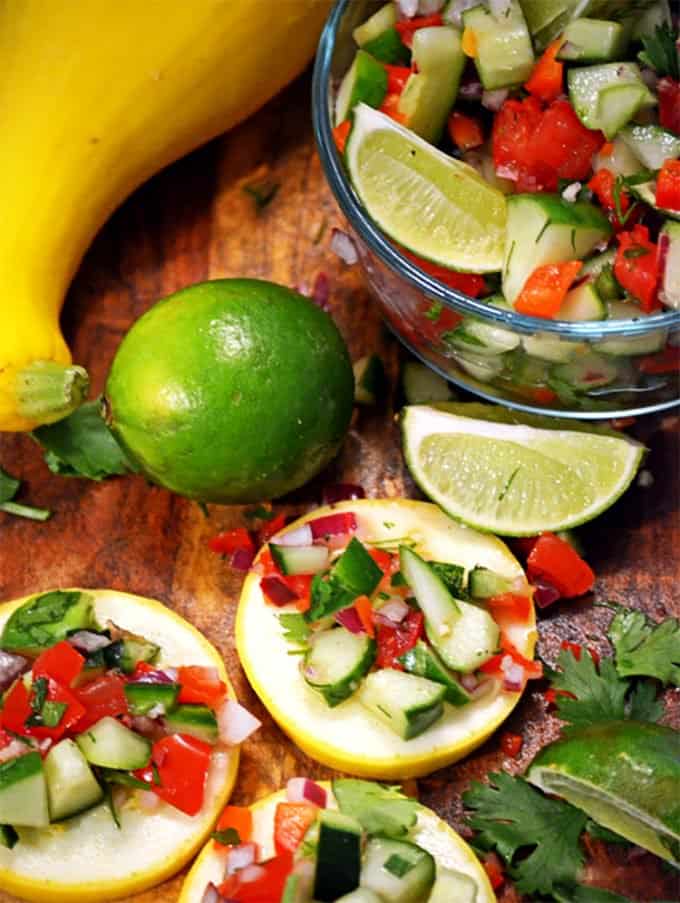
[0,72,678,902]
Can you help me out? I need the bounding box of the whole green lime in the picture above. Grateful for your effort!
[104,279,354,503]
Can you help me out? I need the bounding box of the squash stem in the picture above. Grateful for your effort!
[15,361,89,425]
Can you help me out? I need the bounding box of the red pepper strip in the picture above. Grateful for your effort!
[514,261,583,318]
[383,63,411,95]
[401,247,486,297]
[486,593,532,625]
[482,852,505,890]
[376,610,424,670]
[219,851,295,901]
[73,673,129,733]
[214,805,253,848]
[209,528,255,556]
[614,224,660,313]
[333,119,351,155]
[395,14,443,49]
[448,111,484,151]
[367,547,392,574]
[658,77,680,135]
[354,595,375,638]
[527,532,595,598]
[177,665,227,708]
[274,801,318,855]
[524,39,564,103]
[134,733,212,816]
[258,512,286,544]
[379,91,408,125]
[33,641,84,688]
[501,731,523,757]
[501,637,544,680]
[639,346,680,374]
[655,159,680,212]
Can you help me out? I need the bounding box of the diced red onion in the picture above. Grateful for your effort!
[286,777,327,808]
[322,483,366,505]
[397,0,419,17]
[330,228,359,266]
[309,512,357,540]
[495,163,518,181]
[311,272,330,310]
[217,699,262,746]
[375,598,410,624]
[68,631,112,654]
[274,523,313,547]
[335,606,366,634]
[131,715,165,740]
[164,666,179,681]
[0,650,29,693]
[443,0,478,25]
[460,673,479,692]
[231,548,255,571]
[201,883,224,903]
[561,181,582,203]
[0,740,32,764]
[532,581,561,609]
[134,668,174,684]
[501,655,525,692]
[482,89,509,111]
[138,790,161,812]
[260,576,298,606]
[459,79,484,101]
[471,677,500,700]
[225,843,258,875]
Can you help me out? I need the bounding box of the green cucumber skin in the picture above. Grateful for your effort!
[557,18,629,62]
[468,566,513,599]
[363,29,411,65]
[164,704,219,743]
[398,641,471,707]
[304,629,377,708]
[43,739,104,823]
[123,682,180,716]
[335,50,388,126]
[462,2,534,90]
[358,669,446,740]
[567,63,655,138]
[332,538,383,598]
[314,810,363,902]
[76,716,152,771]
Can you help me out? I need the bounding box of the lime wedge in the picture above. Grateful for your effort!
[401,404,644,535]
[345,103,506,273]
[527,721,680,866]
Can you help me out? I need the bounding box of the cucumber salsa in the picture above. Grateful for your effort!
[255,508,538,741]
[0,590,257,844]
[335,2,680,409]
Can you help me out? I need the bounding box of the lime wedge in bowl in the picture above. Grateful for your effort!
[345,103,507,273]
[527,721,680,866]
[401,403,644,535]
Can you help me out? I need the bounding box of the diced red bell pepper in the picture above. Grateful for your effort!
[209,528,255,556]
[401,248,486,297]
[353,595,375,638]
[483,852,505,890]
[525,39,564,103]
[258,513,287,544]
[1,678,84,741]
[33,641,84,689]
[219,851,295,901]
[614,225,660,313]
[395,14,443,49]
[73,673,129,733]
[500,731,523,757]
[486,593,532,627]
[281,574,313,614]
[526,532,595,598]
[514,260,583,318]
[448,111,484,151]
[134,733,212,816]
[214,805,253,848]
[375,609,423,670]
[492,95,544,185]
[639,345,680,374]
[500,636,544,680]
[333,119,351,155]
[274,802,318,855]
[588,167,632,229]
[655,159,680,212]
[383,63,411,95]
[0,729,12,750]
[529,100,605,182]
[367,548,393,574]
[379,91,408,125]
[177,666,227,708]
[658,77,680,135]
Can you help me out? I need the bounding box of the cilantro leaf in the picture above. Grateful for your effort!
[463,772,587,895]
[211,827,241,845]
[639,24,679,80]
[304,574,353,623]
[278,613,311,649]
[552,651,629,729]
[0,467,20,504]
[0,465,51,521]
[609,607,680,687]
[333,779,418,839]
[626,679,665,723]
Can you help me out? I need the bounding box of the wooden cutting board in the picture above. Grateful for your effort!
[0,73,678,903]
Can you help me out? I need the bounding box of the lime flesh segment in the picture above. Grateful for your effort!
[528,721,680,865]
[402,405,644,535]
[346,103,506,273]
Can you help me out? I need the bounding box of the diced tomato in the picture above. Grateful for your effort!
[658,77,680,135]
[367,548,393,574]
[209,528,255,556]
[214,805,253,848]
[395,14,443,49]
[525,39,564,103]
[529,100,605,183]
[73,673,129,733]
[501,731,523,757]
[219,851,294,901]
[401,248,486,297]
[655,159,680,212]
[483,852,505,890]
[514,260,583,318]
[639,345,680,374]
[134,733,212,816]
[383,63,411,95]
[379,91,408,125]
[258,513,287,544]
[486,593,532,627]
[33,641,84,688]
[527,532,595,598]
[614,225,660,312]
[274,802,318,855]
[353,595,375,638]
[492,95,544,185]
[257,546,280,578]
[448,111,484,151]
[375,609,423,670]
[1,679,84,741]
[177,666,227,708]
[333,119,351,155]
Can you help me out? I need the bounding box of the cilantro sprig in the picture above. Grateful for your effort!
[639,23,679,80]
[609,607,680,686]
[0,465,51,521]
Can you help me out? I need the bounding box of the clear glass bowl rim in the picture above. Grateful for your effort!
[311,0,680,340]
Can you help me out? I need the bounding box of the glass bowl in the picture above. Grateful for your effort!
[312,0,680,419]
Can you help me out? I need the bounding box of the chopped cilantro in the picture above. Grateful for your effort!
[151,763,162,787]
[609,607,680,686]
[30,677,48,714]
[211,827,241,845]
[278,613,311,648]
[333,779,418,838]
[385,854,414,877]
[41,701,67,728]
[639,24,679,80]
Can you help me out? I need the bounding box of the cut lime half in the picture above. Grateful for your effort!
[401,404,644,535]
[346,103,507,273]
[528,721,680,866]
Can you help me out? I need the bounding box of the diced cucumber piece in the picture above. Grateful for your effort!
[619,125,680,171]
[164,704,218,743]
[454,350,505,382]
[520,0,579,51]
[661,221,680,310]
[76,716,152,770]
[428,867,478,902]
[303,628,376,707]
[124,682,180,716]
[1,590,95,656]
[314,810,363,902]
[456,318,521,354]
[398,546,460,633]
[398,26,465,143]
[557,19,629,62]
[335,890,384,903]
[628,180,680,222]
[354,354,386,405]
[353,3,396,46]
[548,352,619,392]
[353,4,410,66]
[398,640,471,706]
[332,538,384,598]
[596,267,621,302]
[0,825,18,849]
[463,2,534,90]
[630,0,671,39]
[503,194,611,304]
[360,837,435,903]
[580,249,616,280]
[358,669,446,739]
[335,50,388,126]
[559,280,607,321]
[332,779,418,838]
[567,63,655,139]
[593,135,642,177]
[503,348,552,387]
[270,543,329,576]
[44,739,103,822]
[0,752,49,828]
[599,301,667,356]
[116,631,160,675]
[522,333,585,362]
[402,361,455,405]
[429,561,467,599]
[468,566,513,599]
